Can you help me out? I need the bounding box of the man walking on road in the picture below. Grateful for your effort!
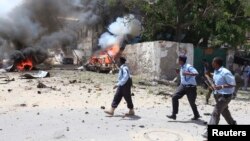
[104,57,134,116]
[167,55,200,120]
[202,57,237,138]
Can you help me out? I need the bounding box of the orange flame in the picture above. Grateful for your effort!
[16,58,34,71]
[89,44,120,65]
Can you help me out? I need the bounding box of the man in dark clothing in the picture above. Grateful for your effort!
[167,55,200,120]
[104,57,134,116]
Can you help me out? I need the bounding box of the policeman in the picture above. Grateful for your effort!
[104,57,134,116]
[202,57,237,138]
[167,55,200,120]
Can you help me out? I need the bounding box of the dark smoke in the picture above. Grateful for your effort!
[10,48,48,64]
[0,0,104,66]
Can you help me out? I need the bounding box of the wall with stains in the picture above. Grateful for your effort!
[123,41,194,80]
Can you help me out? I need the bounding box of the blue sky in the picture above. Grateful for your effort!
[0,0,23,17]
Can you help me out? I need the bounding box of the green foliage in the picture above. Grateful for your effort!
[122,0,250,47]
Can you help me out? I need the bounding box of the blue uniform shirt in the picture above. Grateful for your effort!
[213,67,235,94]
[117,64,130,86]
[180,63,198,85]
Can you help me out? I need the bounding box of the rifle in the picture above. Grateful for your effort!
[202,73,215,91]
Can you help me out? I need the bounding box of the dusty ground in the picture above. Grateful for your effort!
[0,69,250,141]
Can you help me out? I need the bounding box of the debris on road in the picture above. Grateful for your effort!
[69,80,77,84]
[37,82,47,88]
[138,81,157,86]
[156,91,173,97]
[20,71,50,79]
[0,75,14,84]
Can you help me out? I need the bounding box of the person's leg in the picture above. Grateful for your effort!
[111,87,123,108]
[123,79,134,115]
[208,95,230,125]
[220,96,236,124]
[186,87,200,120]
[246,77,249,90]
[167,85,186,119]
[105,87,123,115]
[205,89,212,104]
[243,77,248,90]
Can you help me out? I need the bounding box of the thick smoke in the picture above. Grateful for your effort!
[98,14,142,49]
[0,0,103,66]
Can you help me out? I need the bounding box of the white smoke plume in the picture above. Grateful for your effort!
[98,14,142,49]
[98,32,118,49]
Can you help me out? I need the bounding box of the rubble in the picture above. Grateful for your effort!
[153,78,177,86]
[37,82,47,88]
[139,125,145,128]
[32,104,39,107]
[156,91,173,97]
[15,104,27,107]
[69,80,77,84]
[37,81,59,91]
[1,70,249,141]
[96,88,102,91]
[138,81,158,86]
[88,89,92,93]
[0,75,14,84]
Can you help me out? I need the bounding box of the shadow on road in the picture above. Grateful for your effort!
[105,115,141,120]
[168,119,207,126]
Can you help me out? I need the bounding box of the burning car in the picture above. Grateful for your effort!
[84,44,121,73]
[4,48,48,72]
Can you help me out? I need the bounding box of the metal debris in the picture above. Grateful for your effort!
[20,71,50,79]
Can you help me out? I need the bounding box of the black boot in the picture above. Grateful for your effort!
[231,120,237,125]
[167,114,176,120]
[191,115,201,120]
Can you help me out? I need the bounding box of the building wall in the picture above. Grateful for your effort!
[76,25,103,63]
[46,24,104,65]
[123,41,194,80]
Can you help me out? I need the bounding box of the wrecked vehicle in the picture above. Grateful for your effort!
[84,44,121,73]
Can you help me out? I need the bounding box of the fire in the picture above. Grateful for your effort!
[85,44,121,72]
[16,58,34,71]
[90,44,120,65]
